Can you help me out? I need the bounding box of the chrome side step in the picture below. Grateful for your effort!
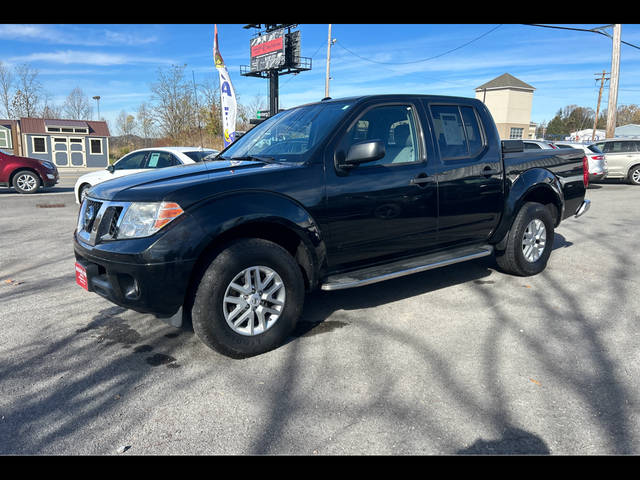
[320,244,494,291]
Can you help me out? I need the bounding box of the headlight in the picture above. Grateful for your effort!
[117,201,184,239]
[40,161,55,169]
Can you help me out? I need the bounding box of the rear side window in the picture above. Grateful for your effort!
[430,104,485,159]
[146,151,179,168]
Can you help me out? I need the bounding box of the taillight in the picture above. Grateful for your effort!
[590,155,604,161]
[582,156,589,187]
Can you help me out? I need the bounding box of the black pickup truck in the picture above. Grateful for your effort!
[74,94,590,358]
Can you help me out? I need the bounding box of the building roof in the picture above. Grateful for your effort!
[476,73,535,92]
[615,124,640,137]
[19,117,110,136]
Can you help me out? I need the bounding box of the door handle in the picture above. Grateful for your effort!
[410,173,435,185]
[482,165,500,176]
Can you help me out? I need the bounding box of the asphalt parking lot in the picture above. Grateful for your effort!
[1,174,639,455]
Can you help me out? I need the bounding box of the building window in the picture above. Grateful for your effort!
[90,138,102,154]
[509,128,524,139]
[32,136,47,153]
[74,128,88,134]
[0,128,11,148]
[46,127,61,133]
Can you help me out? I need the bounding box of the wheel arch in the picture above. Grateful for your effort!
[490,168,564,247]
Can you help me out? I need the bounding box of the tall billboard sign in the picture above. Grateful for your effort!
[249,28,287,73]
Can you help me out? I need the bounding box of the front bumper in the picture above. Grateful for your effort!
[43,169,59,187]
[74,234,196,316]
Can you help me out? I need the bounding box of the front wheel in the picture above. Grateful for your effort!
[12,170,41,194]
[495,202,555,276]
[191,238,305,358]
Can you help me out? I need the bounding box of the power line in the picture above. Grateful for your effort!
[333,24,503,65]
[523,24,640,50]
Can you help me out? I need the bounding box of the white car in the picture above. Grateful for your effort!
[74,146,219,203]
[554,142,608,182]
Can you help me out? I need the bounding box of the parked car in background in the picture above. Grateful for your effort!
[523,140,558,150]
[0,148,59,194]
[74,146,219,203]
[554,142,607,182]
[591,139,640,185]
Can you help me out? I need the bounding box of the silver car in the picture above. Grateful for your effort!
[592,139,640,185]
[554,142,608,182]
[523,140,558,150]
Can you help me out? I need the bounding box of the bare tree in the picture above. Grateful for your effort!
[116,110,137,138]
[136,102,155,147]
[150,64,197,144]
[0,62,13,118]
[12,64,43,118]
[63,87,92,120]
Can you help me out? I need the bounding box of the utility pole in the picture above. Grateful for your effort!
[592,71,609,141]
[605,24,621,138]
[325,24,336,98]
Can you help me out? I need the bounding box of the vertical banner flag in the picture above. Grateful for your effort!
[213,24,237,147]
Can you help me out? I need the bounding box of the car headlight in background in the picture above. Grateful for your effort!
[40,160,55,169]
[117,201,184,239]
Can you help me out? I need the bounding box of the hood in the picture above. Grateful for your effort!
[88,159,300,206]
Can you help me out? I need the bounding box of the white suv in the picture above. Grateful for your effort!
[592,139,640,185]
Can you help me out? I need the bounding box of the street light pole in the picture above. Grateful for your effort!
[606,24,621,138]
[92,95,101,121]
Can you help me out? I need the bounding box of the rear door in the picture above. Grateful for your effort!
[600,141,638,177]
[423,101,504,248]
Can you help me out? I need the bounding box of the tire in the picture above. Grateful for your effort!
[79,183,91,203]
[191,238,305,358]
[495,202,555,277]
[12,170,41,194]
[627,165,640,185]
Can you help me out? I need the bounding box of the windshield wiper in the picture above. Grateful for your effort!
[230,155,279,164]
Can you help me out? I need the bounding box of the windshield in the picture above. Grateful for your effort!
[587,144,603,154]
[219,100,355,162]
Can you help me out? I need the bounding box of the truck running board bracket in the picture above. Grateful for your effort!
[320,244,494,291]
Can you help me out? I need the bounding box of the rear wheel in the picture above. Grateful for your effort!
[627,165,640,185]
[495,202,555,276]
[12,170,41,194]
[191,238,305,358]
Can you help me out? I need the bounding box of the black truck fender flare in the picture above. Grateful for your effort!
[489,168,565,249]
[185,190,327,290]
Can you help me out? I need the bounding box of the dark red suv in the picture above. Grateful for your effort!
[0,149,59,194]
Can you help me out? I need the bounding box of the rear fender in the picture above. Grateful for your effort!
[490,168,564,247]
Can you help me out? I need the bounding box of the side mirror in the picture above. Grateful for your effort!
[502,140,524,154]
[343,140,386,166]
[107,164,115,173]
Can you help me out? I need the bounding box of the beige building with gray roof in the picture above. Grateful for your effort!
[475,73,536,140]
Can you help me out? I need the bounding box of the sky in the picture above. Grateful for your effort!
[1,23,639,132]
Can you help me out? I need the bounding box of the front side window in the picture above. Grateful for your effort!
[339,104,420,166]
[220,100,355,162]
[114,151,147,170]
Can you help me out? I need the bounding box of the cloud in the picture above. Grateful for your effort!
[0,24,157,47]
[8,50,174,66]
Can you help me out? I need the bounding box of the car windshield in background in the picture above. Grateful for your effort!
[220,100,355,162]
[184,150,218,162]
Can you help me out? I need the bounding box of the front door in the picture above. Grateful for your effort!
[324,102,439,271]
